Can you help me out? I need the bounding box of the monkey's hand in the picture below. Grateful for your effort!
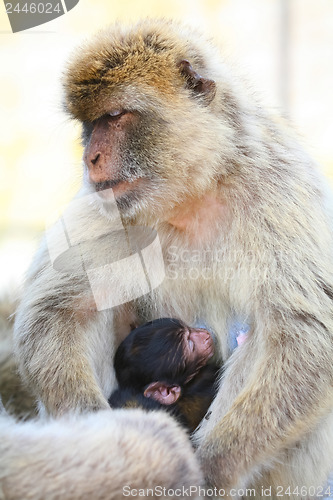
[195,406,259,491]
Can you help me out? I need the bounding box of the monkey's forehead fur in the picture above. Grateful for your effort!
[63,19,224,122]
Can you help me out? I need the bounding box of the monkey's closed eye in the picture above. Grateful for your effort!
[108,110,126,119]
[188,337,194,352]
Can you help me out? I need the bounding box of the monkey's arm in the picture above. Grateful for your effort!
[195,277,333,490]
[13,242,113,415]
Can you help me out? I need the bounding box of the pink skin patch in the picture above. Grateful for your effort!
[236,332,248,346]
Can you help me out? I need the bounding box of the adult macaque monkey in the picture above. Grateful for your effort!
[13,19,333,497]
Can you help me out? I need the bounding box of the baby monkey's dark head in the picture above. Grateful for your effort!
[114,318,214,406]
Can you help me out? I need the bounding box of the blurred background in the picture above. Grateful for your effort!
[0,0,333,294]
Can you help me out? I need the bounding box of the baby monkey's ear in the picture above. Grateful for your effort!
[178,59,216,104]
[144,382,181,405]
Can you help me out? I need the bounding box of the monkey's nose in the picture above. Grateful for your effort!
[90,152,100,166]
[85,150,101,170]
[85,150,112,184]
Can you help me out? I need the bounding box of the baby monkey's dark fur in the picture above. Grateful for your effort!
[109,318,219,432]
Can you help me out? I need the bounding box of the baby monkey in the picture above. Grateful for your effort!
[109,318,219,432]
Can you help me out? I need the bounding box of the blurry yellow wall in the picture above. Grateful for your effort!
[0,0,333,290]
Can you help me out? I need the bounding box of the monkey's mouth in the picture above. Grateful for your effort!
[94,178,144,199]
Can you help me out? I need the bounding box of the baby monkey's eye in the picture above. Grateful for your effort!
[188,335,195,352]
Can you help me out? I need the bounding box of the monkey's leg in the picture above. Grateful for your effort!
[0,410,204,500]
[195,313,333,495]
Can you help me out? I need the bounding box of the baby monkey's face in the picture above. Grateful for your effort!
[142,324,216,406]
[182,327,215,373]
[182,326,215,382]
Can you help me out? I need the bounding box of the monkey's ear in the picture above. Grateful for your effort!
[178,60,216,104]
[144,382,181,405]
